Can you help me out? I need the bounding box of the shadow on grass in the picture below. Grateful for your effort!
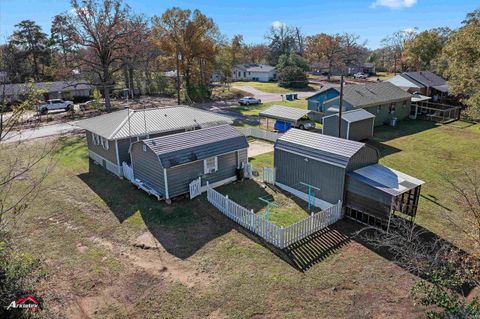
[78,161,236,259]
[372,119,438,143]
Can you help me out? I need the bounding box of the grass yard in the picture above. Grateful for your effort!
[4,119,480,318]
[375,71,396,81]
[230,98,308,117]
[230,81,319,93]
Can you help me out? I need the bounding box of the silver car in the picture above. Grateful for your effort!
[239,97,261,105]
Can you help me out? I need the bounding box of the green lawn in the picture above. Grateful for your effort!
[4,119,480,318]
[230,81,319,93]
[230,98,308,117]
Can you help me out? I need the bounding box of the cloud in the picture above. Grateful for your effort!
[402,27,418,33]
[370,0,417,9]
[271,21,286,29]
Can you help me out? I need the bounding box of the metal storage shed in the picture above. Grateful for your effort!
[130,125,248,200]
[322,109,375,141]
[346,164,424,225]
[274,129,379,209]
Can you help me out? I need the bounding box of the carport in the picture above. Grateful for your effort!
[259,105,312,131]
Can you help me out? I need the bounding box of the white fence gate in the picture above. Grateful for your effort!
[189,177,202,199]
[263,168,276,184]
[207,186,343,249]
[243,163,253,179]
[122,162,134,182]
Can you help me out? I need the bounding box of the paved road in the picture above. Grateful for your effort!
[3,122,82,143]
[233,85,316,102]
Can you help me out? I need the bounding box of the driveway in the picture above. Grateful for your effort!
[3,122,81,143]
[233,85,316,102]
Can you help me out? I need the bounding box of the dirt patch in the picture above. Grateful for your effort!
[248,140,274,157]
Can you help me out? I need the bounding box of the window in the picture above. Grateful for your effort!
[92,133,100,145]
[204,157,218,174]
[389,103,396,114]
[100,137,109,150]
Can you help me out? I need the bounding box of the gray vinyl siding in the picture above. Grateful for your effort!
[85,131,118,164]
[364,99,410,126]
[166,151,239,198]
[274,149,346,204]
[322,116,348,139]
[238,149,248,165]
[347,118,374,141]
[130,142,165,195]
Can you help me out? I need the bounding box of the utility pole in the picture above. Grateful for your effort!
[338,75,344,138]
[175,46,181,105]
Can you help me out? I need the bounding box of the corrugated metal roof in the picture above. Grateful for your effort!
[275,129,366,168]
[348,164,424,196]
[259,105,311,122]
[324,109,375,123]
[308,82,412,108]
[142,125,248,168]
[75,106,233,140]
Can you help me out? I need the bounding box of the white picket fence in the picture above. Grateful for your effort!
[237,127,283,142]
[189,177,202,199]
[207,187,343,249]
[122,162,134,182]
[263,168,276,184]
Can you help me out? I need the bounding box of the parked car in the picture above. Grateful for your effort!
[37,99,74,114]
[353,72,368,79]
[239,97,261,105]
[274,117,315,133]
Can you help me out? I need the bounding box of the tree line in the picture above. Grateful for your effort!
[0,1,478,115]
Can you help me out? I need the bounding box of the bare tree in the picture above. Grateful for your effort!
[66,0,132,109]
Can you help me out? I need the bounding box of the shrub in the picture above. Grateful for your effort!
[277,66,308,88]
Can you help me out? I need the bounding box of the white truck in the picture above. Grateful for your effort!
[37,99,74,114]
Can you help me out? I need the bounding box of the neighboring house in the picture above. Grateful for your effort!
[322,109,375,141]
[347,62,376,75]
[307,82,412,126]
[75,106,233,177]
[231,64,276,82]
[273,129,423,222]
[386,71,448,101]
[130,124,249,200]
[0,81,92,103]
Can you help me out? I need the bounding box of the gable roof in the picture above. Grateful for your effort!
[142,125,248,168]
[234,64,276,72]
[401,71,446,88]
[323,109,375,123]
[275,129,368,168]
[308,82,411,108]
[259,105,311,122]
[75,106,233,140]
[348,164,424,196]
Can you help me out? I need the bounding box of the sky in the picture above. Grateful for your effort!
[0,0,477,48]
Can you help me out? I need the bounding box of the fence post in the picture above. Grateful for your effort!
[280,227,285,249]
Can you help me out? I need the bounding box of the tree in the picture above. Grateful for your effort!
[381,28,418,73]
[277,52,309,88]
[152,7,220,102]
[442,9,480,119]
[404,28,451,71]
[9,20,51,81]
[265,23,299,65]
[245,44,268,64]
[51,14,76,68]
[66,0,132,110]
[340,33,368,73]
[305,33,343,80]
[230,34,245,67]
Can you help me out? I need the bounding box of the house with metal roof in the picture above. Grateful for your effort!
[307,82,412,126]
[273,129,423,223]
[75,106,233,177]
[130,125,249,200]
[386,71,448,101]
[322,109,375,141]
[232,64,276,82]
